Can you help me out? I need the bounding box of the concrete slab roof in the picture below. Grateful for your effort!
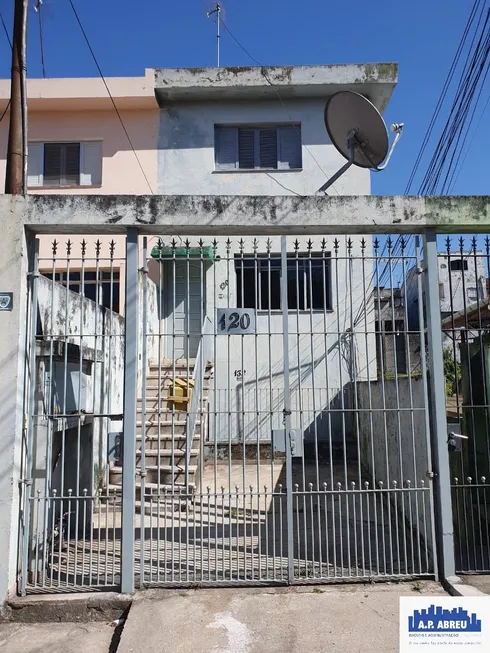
[0,69,158,112]
[2,194,489,235]
[154,64,398,113]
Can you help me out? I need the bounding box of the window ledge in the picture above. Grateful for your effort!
[212,168,303,174]
[28,185,103,190]
[254,309,335,315]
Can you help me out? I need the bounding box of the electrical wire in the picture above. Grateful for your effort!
[67,0,154,194]
[0,99,10,123]
[0,9,12,48]
[218,17,338,195]
[35,1,47,78]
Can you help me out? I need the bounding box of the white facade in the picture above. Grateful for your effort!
[152,71,390,443]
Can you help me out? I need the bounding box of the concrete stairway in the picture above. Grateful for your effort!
[109,358,213,499]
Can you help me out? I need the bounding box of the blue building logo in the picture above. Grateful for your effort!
[409,605,482,633]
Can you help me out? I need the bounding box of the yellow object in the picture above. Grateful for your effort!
[168,377,195,411]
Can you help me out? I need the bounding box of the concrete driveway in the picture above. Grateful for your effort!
[117,581,446,653]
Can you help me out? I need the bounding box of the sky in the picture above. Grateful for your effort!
[0,0,488,197]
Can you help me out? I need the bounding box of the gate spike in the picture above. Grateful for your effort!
[308,482,313,490]
[485,236,490,254]
[95,239,101,258]
[346,237,353,253]
[184,238,191,249]
[266,238,272,253]
[321,237,327,251]
[373,238,379,252]
[198,238,204,250]
[445,236,451,252]
[467,476,472,484]
[252,238,258,253]
[307,238,313,251]
[171,238,177,250]
[333,238,340,254]
[459,236,464,253]
[52,239,58,256]
[471,235,477,253]
[81,239,87,257]
[225,238,231,253]
[386,237,393,253]
[294,238,300,251]
[360,237,366,252]
[400,236,406,252]
[66,239,72,257]
[406,480,411,488]
[109,240,116,258]
[378,481,384,488]
[364,481,370,489]
[393,481,398,489]
[323,482,327,490]
[239,238,244,253]
[481,476,486,483]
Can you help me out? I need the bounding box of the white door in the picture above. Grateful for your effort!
[166,261,203,359]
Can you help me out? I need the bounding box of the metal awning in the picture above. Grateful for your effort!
[150,245,215,262]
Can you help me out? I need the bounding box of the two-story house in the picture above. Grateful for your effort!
[1,63,397,484]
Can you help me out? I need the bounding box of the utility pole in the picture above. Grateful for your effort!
[5,0,28,195]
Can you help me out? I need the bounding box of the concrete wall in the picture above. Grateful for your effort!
[36,275,125,489]
[158,99,370,196]
[357,376,432,559]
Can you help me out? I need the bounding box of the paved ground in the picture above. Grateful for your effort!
[117,581,446,653]
[0,622,116,653]
[459,575,490,594]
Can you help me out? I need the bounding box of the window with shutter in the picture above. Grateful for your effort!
[215,124,301,171]
[215,128,238,171]
[238,129,255,169]
[278,126,302,169]
[259,129,277,169]
[28,141,101,187]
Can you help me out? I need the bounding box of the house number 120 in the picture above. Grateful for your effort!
[216,308,256,335]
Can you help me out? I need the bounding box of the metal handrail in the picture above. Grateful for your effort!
[185,316,212,489]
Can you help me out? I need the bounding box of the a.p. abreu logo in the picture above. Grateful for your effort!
[409,605,482,633]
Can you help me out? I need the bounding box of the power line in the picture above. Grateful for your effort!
[35,1,47,78]
[67,0,154,194]
[218,17,338,195]
[0,100,10,123]
[0,9,12,48]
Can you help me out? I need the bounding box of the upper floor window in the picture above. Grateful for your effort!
[449,259,469,272]
[27,141,103,188]
[215,125,302,171]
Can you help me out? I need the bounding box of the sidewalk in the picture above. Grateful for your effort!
[117,582,445,653]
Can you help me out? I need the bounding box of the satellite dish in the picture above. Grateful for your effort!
[318,90,403,193]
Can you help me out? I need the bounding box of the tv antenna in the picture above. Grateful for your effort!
[318,91,404,193]
[207,2,223,68]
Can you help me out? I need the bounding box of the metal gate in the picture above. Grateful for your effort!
[20,231,437,594]
[442,235,490,574]
[136,234,436,586]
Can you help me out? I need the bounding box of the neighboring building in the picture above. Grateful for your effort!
[374,286,421,376]
[405,249,489,343]
[0,69,160,314]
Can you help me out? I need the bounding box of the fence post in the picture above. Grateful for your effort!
[121,228,139,593]
[423,229,456,580]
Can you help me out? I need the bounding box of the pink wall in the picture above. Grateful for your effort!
[0,108,158,195]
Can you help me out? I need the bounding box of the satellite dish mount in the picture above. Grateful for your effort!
[319,91,403,193]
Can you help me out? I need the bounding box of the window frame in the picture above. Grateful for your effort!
[214,124,302,172]
[235,253,332,312]
[27,140,103,189]
[42,269,120,313]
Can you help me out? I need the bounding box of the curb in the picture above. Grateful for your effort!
[4,591,133,623]
[443,576,488,597]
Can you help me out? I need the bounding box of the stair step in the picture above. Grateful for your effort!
[136,449,200,459]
